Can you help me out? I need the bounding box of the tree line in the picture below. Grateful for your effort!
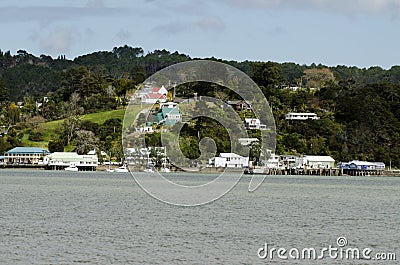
[0,46,399,167]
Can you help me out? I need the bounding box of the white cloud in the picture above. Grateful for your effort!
[151,21,190,35]
[222,0,400,17]
[198,16,226,33]
[116,29,132,40]
[40,27,78,55]
[0,3,127,25]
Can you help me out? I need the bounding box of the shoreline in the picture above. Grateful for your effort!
[1,166,400,177]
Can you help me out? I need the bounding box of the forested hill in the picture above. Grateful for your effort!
[1,45,400,167]
[1,45,400,101]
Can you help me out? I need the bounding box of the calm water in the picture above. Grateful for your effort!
[0,170,399,264]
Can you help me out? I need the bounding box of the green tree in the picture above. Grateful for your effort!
[75,130,99,155]
[0,79,10,102]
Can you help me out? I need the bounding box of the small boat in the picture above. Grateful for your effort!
[115,165,129,173]
[105,168,114,172]
[160,167,171,173]
[143,168,154,173]
[65,164,78,172]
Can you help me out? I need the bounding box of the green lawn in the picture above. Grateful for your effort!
[21,105,145,149]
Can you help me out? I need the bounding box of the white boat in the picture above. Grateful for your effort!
[143,168,154,173]
[65,164,78,172]
[105,168,114,172]
[160,167,171,173]
[115,165,129,173]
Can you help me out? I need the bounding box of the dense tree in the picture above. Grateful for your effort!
[0,79,10,102]
[75,130,99,155]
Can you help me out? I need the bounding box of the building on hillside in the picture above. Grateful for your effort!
[136,126,154,133]
[4,147,50,165]
[44,152,98,171]
[297,155,335,169]
[160,102,178,109]
[141,93,167,104]
[155,104,182,126]
[285,113,320,121]
[244,118,267,130]
[152,86,168,96]
[208,153,249,168]
[238,138,259,146]
[227,100,252,111]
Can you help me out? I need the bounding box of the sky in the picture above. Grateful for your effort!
[1,0,400,68]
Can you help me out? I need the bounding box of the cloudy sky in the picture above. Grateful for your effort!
[1,0,399,68]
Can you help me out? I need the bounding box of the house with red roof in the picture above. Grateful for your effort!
[142,93,167,104]
[141,85,168,104]
[152,86,168,95]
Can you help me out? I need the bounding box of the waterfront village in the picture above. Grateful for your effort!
[0,84,391,176]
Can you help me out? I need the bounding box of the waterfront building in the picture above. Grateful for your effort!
[338,160,385,171]
[208,153,249,168]
[298,155,335,169]
[44,152,98,171]
[4,147,50,165]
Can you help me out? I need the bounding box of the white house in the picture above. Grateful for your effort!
[263,153,283,169]
[160,102,178,109]
[152,86,168,96]
[44,152,98,170]
[141,93,167,104]
[238,138,259,146]
[244,118,267,130]
[285,113,320,121]
[297,155,335,169]
[208,153,249,168]
[280,155,300,169]
[136,126,154,133]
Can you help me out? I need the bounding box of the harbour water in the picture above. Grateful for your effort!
[0,170,399,264]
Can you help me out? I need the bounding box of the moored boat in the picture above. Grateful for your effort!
[115,165,129,173]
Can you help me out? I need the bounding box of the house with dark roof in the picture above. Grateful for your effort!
[4,147,50,165]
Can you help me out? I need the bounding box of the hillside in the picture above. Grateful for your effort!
[2,46,400,102]
[20,109,126,148]
[1,46,400,167]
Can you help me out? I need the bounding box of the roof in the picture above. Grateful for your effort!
[286,112,318,116]
[48,152,98,162]
[6,147,50,154]
[348,160,377,166]
[219,153,246,158]
[303,155,335,162]
[144,93,167,99]
[162,107,180,116]
[48,152,80,159]
[244,118,260,123]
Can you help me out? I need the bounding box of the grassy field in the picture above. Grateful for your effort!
[21,105,145,149]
